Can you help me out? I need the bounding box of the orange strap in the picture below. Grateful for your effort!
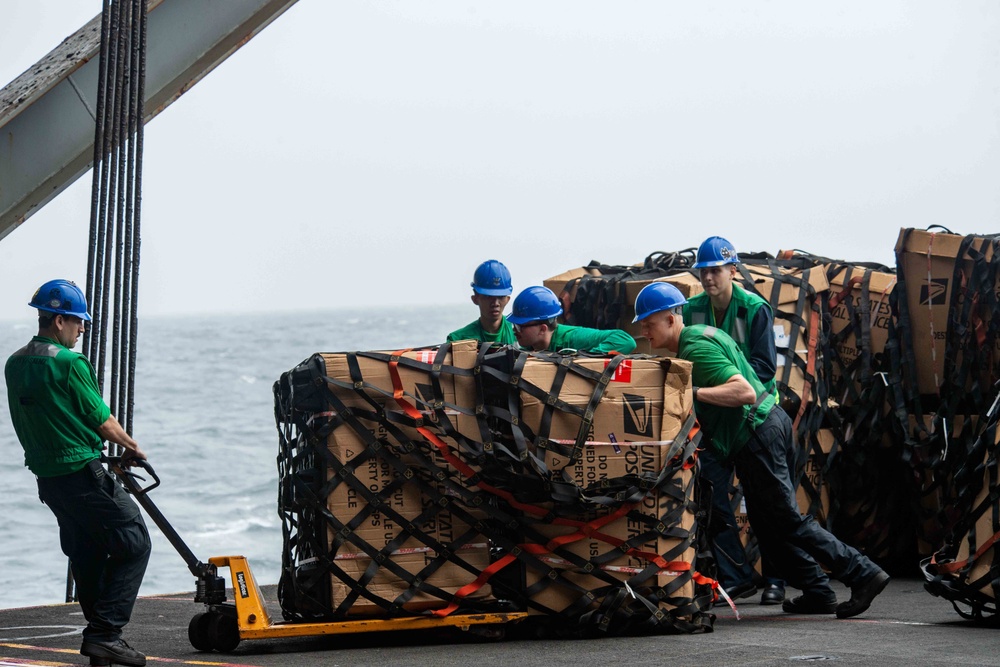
[387,350,700,616]
[932,529,1000,575]
[388,350,551,519]
[828,276,862,310]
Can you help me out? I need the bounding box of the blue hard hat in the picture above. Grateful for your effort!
[471,259,513,296]
[692,236,739,269]
[633,282,688,323]
[508,286,563,325]
[29,279,92,321]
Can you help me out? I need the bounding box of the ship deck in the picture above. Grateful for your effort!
[0,578,995,667]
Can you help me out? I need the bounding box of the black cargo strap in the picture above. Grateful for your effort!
[889,229,1000,557]
[273,344,713,634]
[565,250,697,329]
[922,400,1000,622]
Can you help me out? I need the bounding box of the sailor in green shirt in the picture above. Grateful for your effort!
[5,280,150,667]
[446,259,517,345]
[684,235,783,606]
[508,286,636,354]
[634,282,889,620]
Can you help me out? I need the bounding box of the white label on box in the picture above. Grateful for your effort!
[773,325,789,351]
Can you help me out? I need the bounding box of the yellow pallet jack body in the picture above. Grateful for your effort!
[107,458,526,653]
[196,554,525,650]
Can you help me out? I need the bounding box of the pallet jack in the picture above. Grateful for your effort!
[108,458,527,653]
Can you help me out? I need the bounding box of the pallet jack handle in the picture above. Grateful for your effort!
[104,456,228,605]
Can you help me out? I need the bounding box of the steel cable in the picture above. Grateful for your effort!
[76,0,148,602]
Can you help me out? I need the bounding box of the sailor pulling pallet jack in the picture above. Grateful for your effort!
[5,280,150,667]
[633,280,891,619]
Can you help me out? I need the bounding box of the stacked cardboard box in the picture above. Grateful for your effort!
[543,266,606,307]
[904,414,980,556]
[923,412,1000,618]
[737,261,830,410]
[515,355,699,616]
[276,341,709,630]
[319,341,493,616]
[894,228,1000,397]
[947,422,999,603]
[543,265,702,336]
[824,264,897,406]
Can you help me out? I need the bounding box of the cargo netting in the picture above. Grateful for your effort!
[544,227,1000,589]
[889,228,1000,558]
[274,341,715,635]
[921,391,1000,624]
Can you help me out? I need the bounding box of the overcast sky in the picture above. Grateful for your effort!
[1,1,998,318]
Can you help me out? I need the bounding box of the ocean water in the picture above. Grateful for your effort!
[0,304,470,610]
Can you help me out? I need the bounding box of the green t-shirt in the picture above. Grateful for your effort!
[5,336,111,477]
[548,324,636,355]
[677,324,775,459]
[446,317,517,345]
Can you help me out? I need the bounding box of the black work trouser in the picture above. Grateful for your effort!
[37,459,151,643]
[734,409,879,593]
[702,447,787,591]
[699,448,755,589]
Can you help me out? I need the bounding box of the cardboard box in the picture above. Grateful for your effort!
[515,355,699,615]
[525,446,697,615]
[621,273,705,336]
[905,414,980,556]
[321,341,481,446]
[324,423,493,615]
[824,265,897,403]
[795,428,834,525]
[895,227,1000,395]
[741,262,830,307]
[543,266,703,335]
[320,341,493,615]
[519,356,693,447]
[543,266,604,306]
[738,263,829,406]
[951,424,999,599]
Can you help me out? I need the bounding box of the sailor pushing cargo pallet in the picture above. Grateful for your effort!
[632,279,890,618]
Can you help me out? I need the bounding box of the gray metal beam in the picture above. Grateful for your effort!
[0,0,299,241]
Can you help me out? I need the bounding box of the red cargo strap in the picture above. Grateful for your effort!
[389,349,551,519]
[431,542,551,617]
[388,350,699,617]
[931,529,1000,575]
[828,276,862,310]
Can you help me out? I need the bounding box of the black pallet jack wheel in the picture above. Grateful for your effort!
[188,612,214,652]
[207,612,241,652]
